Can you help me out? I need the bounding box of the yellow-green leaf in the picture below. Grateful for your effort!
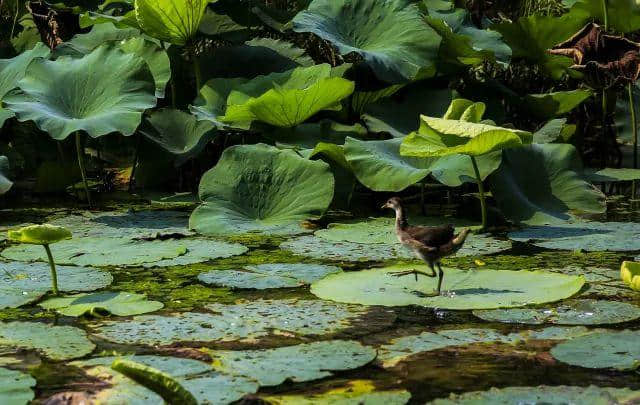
[8,224,72,245]
[135,0,211,45]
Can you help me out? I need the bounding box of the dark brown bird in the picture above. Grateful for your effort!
[382,197,471,296]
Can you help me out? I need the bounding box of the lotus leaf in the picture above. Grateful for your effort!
[94,299,395,345]
[0,42,50,127]
[142,239,248,267]
[532,118,576,144]
[0,321,95,360]
[270,120,366,150]
[0,367,35,405]
[621,261,640,291]
[198,263,342,289]
[206,340,376,386]
[568,0,640,33]
[190,144,334,237]
[544,266,636,299]
[523,90,592,120]
[73,355,259,404]
[550,330,640,370]
[39,291,164,317]
[134,0,209,45]
[7,224,71,245]
[292,0,440,83]
[584,168,640,183]
[311,265,585,309]
[508,221,640,251]
[4,45,156,140]
[261,380,411,405]
[473,299,640,325]
[280,235,415,262]
[429,385,640,404]
[489,144,606,225]
[141,108,216,158]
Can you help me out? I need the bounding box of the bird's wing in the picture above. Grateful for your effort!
[405,224,455,247]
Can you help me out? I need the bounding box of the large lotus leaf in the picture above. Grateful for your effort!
[523,90,592,120]
[492,11,589,79]
[190,144,334,237]
[0,261,113,308]
[311,265,585,309]
[3,45,157,140]
[429,385,640,405]
[73,355,259,404]
[551,330,640,370]
[473,299,640,325]
[198,263,342,289]
[39,291,163,317]
[546,266,637,299]
[141,108,216,157]
[53,22,139,54]
[134,0,209,45]
[94,299,395,345]
[261,380,411,405]
[569,0,640,33]
[0,321,94,360]
[0,367,35,405]
[281,235,415,262]
[189,77,250,128]
[584,168,640,183]
[207,340,376,386]
[488,144,606,225]
[532,118,576,144]
[269,120,367,150]
[142,238,248,267]
[508,221,640,251]
[292,0,440,83]
[0,42,50,127]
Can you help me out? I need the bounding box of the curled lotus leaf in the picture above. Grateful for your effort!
[134,0,210,45]
[7,224,71,245]
[550,330,640,370]
[0,321,95,360]
[621,261,640,291]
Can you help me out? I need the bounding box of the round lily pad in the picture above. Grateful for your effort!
[280,235,412,262]
[93,299,395,346]
[0,262,113,309]
[550,330,640,370]
[39,291,164,317]
[0,367,35,405]
[311,265,585,309]
[7,224,71,245]
[429,385,640,404]
[508,222,640,251]
[261,380,411,405]
[473,299,640,325]
[0,321,95,360]
[198,263,342,289]
[143,239,248,268]
[547,266,636,299]
[73,355,258,404]
[206,340,376,386]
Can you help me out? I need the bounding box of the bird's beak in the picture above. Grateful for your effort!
[381,203,390,209]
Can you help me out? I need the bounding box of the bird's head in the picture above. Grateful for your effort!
[381,197,402,210]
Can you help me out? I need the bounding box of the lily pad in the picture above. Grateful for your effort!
[143,239,248,268]
[311,265,585,309]
[429,385,640,404]
[0,321,95,360]
[508,221,640,251]
[280,235,413,262]
[473,299,640,325]
[93,299,395,345]
[0,367,35,405]
[73,355,258,404]
[261,380,411,405]
[198,263,342,289]
[550,330,640,370]
[206,340,376,386]
[190,144,334,237]
[39,291,164,317]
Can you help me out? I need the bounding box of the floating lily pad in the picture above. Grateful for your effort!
[0,321,95,360]
[142,239,248,268]
[94,299,394,346]
[198,263,342,289]
[281,235,412,262]
[550,330,640,370]
[0,261,113,308]
[428,385,640,404]
[0,367,35,405]
[261,380,411,405]
[73,355,258,404]
[508,222,640,251]
[473,299,640,325]
[311,265,584,309]
[206,340,376,386]
[546,266,635,299]
[39,292,164,317]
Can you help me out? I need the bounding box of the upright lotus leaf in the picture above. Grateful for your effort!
[190,77,250,128]
[620,261,640,291]
[3,45,157,140]
[0,42,50,126]
[0,156,11,195]
[134,0,210,45]
[292,0,441,83]
[261,380,411,405]
[488,144,606,225]
[550,330,640,370]
[568,0,640,33]
[7,224,71,245]
[190,144,334,237]
[39,291,164,317]
[0,321,95,360]
[268,120,367,150]
[141,108,216,159]
[523,90,592,120]
[533,118,576,144]
[0,367,35,405]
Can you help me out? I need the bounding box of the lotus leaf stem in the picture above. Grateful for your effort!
[43,244,59,296]
[602,0,609,30]
[10,0,19,39]
[629,83,638,198]
[129,133,141,192]
[470,155,487,230]
[75,132,92,207]
[190,47,202,97]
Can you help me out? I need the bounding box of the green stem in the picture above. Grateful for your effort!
[129,133,141,192]
[191,48,201,97]
[602,90,609,166]
[160,42,177,108]
[10,0,19,39]
[470,156,487,231]
[43,244,59,296]
[630,83,638,198]
[602,0,609,30]
[75,132,92,208]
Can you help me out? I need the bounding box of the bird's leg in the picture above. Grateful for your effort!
[388,262,437,281]
[436,262,444,295]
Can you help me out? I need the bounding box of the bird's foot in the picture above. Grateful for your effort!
[388,269,436,281]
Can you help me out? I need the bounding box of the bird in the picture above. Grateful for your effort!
[381,197,471,296]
